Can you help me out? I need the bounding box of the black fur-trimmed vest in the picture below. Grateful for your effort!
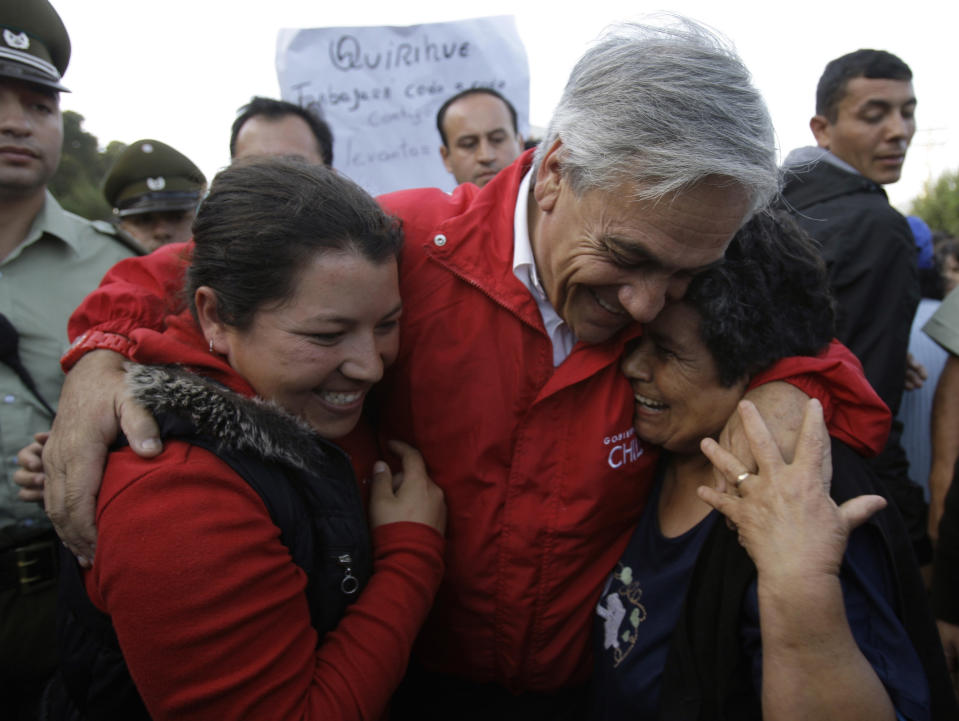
[56,364,373,720]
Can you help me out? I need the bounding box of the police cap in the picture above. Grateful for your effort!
[0,0,70,92]
[104,139,207,217]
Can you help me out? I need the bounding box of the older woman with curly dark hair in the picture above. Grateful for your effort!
[590,211,955,721]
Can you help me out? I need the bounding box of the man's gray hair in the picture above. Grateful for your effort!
[533,18,779,215]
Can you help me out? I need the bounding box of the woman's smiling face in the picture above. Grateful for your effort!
[217,250,402,439]
[620,302,746,455]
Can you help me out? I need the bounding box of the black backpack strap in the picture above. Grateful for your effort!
[0,312,56,418]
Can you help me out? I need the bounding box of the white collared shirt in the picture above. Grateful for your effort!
[511,170,577,366]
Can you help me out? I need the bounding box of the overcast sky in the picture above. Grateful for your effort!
[53,0,957,212]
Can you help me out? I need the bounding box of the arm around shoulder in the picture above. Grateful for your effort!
[65,240,193,352]
[744,339,890,459]
[44,350,161,563]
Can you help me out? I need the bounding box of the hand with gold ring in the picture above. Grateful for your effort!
[698,398,886,580]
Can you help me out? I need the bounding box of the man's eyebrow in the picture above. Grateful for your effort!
[604,236,724,274]
[859,97,917,112]
[858,99,895,114]
[604,237,666,267]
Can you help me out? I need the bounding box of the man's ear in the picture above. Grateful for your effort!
[194,287,228,355]
[440,144,453,174]
[533,138,564,213]
[809,115,832,149]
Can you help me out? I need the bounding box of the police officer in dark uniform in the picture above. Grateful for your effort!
[103,139,206,252]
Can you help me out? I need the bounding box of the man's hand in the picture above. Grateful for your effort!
[14,431,49,504]
[701,399,884,580]
[43,349,162,565]
[718,381,810,490]
[904,353,928,391]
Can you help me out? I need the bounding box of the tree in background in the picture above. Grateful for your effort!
[48,111,126,221]
[911,169,959,237]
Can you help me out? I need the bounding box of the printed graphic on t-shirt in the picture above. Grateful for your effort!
[596,562,646,667]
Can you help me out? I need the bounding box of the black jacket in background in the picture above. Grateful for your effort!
[781,160,928,561]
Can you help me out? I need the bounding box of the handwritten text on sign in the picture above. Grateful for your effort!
[276,16,529,196]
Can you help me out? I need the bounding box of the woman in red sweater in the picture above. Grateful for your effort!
[55,158,446,721]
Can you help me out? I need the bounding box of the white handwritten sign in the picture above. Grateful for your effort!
[276,15,530,197]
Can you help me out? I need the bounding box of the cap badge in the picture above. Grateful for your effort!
[146,177,166,191]
[3,30,30,50]
[141,143,154,153]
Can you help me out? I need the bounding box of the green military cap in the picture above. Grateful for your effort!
[0,0,70,92]
[103,139,207,217]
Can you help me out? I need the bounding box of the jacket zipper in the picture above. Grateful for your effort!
[336,553,360,596]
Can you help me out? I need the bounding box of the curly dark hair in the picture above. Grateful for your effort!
[684,210,836,387]
[187,157,402,330]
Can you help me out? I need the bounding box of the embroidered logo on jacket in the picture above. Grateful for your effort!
[603,427,644,469]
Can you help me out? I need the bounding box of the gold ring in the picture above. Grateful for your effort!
[735,471,750,486]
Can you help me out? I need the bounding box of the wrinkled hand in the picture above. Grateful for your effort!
[700,399,886,582]
[904,353,928,391]
[369,440,446,534]
[717,381,808,492]
[43,350,162,566]
[14,431,50,504]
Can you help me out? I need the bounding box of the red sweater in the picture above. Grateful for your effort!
[83,319,445,721]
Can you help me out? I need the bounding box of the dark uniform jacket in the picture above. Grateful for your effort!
[781,153,927,560]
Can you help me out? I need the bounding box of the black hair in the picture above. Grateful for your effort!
[187,158,401,330]
[919,265,945,301]
[684,210,836,387]
[936,237,959,267]
[229,96,334,165]
[933,238,959,299]
[435,87,519,147]
[816,49,912,122]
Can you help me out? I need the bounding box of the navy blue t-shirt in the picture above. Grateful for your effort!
[590,466,930,721]
[590,474,716,719]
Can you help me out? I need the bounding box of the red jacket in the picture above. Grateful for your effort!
[85,315,445,721]
[66,151,890,694]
